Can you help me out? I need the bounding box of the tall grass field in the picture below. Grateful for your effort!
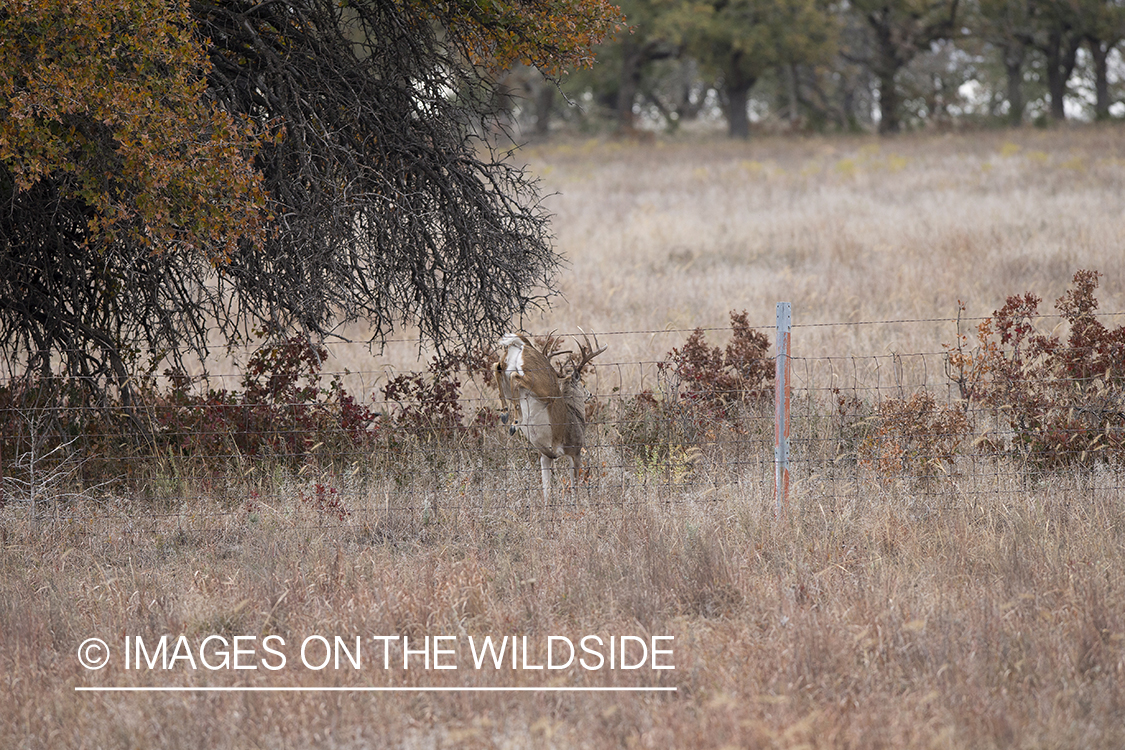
[3,127,1125,748]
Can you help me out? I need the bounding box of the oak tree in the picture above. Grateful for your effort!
[973,0,1035,126]
[849,0,961,133]
[0,0,267,393]
[679,0,836,138]
[0,0,621,402]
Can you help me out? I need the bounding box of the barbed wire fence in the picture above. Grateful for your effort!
[2,305,1124,533]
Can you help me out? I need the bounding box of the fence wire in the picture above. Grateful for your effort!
[2,316,1123,532]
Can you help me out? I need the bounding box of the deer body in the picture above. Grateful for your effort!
[496,332,604,502]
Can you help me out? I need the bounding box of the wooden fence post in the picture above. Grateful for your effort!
[774,302,791,515]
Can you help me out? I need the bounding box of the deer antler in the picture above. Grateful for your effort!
[567,329,606,378]
[531,330,573,376]
[548,348,574,377]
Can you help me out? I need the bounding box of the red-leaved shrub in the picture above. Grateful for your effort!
[947,270,1125,468]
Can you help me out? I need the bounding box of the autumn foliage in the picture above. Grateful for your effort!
[948,270,1125,468]
[0,0,623,406]
[0,0,266,258]
[426,0,624,75]
[858,391,970,481]
[616,311,774,467]
[156,337,380,464]
[661,310,774,412]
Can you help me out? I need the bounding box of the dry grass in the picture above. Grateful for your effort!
[523,126,1125,356]
[4,127,1125,748]
[4,477,1124,748]
[310,125,1125,401]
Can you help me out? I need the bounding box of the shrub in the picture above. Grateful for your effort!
[380,349,493,444]
[618,311,773,466]
[858,391,970,481]
[3,336,508,500]
[946,270,1125,468]
[156,335,380,465]
[660,310,773,415]
[0,375,139,494]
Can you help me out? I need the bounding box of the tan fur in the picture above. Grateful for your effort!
[495,332,605,503]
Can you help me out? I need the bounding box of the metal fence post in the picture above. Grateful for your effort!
[774,302,791,515]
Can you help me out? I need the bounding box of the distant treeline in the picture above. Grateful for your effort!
[495,0,1125,137]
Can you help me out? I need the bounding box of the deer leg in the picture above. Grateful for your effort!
[568,452,581,500]
[540,453,553,505]
[500,401,518,435]
[500,399,518,435]
[497,368,520,435]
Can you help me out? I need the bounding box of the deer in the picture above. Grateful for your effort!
[495,331,606,503]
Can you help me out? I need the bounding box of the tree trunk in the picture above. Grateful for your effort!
[726,82,752,139]
[534,81,555,136]
[617,38,643,132]
[841,77,860,131]
[868,15,905,134]
[1003,40,1025,127]
[786,64,800,128]
[1044,29,1079,122]
[723,54,755,139]
[1089,39,1113,121]
[875,64,902,134]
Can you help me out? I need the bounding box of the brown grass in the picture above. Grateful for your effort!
[4,477,1124,748]
[5,127,1125,748]
[311,125,1125,401]
[524,126,1125,354]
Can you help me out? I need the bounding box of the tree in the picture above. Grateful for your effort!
[1027,0,1085,121]
[974,0,1036,125]
[678,0,836,138]
[601,0,683,132]
[0,0,267,398]
[849,0,961,133]
[0,0,622,402]
[1080,0,1125,120]
[800,9,879,131]
[564,1,737,134]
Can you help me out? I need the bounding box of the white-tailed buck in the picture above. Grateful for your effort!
[495,331,606,502]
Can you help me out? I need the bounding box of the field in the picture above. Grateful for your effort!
[4,127,1125,748]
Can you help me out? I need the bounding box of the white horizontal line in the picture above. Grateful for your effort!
[76,686,676,693]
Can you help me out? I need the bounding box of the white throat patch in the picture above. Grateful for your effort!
[498,333,525,378]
